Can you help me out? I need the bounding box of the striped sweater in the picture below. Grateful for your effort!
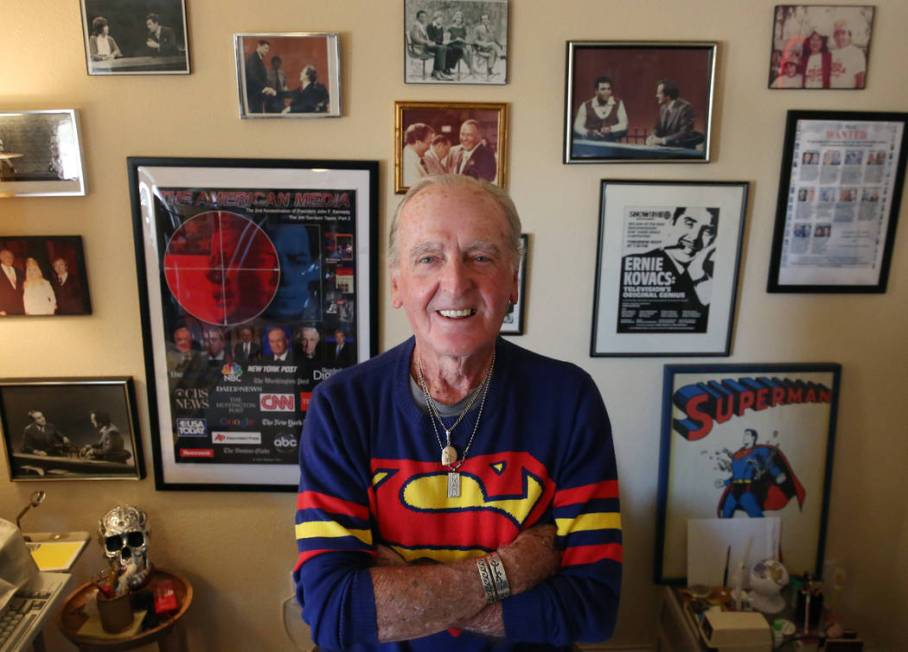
[293,337,622,651]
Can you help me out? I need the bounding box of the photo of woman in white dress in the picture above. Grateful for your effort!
[23,257,57,315]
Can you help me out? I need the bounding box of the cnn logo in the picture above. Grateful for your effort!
[260,393,295,411]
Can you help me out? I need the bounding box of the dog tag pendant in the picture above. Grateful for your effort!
[441,445,458,466]
[447,472,461,498]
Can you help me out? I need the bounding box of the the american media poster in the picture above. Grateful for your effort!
[130,159,376,490]
[592,181,747,356]
[655,364,841,583]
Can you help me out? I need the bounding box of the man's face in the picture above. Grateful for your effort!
[302,328,320,356]
[432,141,451,160]
[269,329,288,355]
[415,132,434,157]
[595,82,613,103]
[459,123,480,151]
[52,259,67,275]
[33,412,46,426]
[743,431,757,448]
[146,19,158,32]
[668,208,716,263]
[481,14,489,25]
[784,62,798,77]
[90,413,98,429]
[656,84,668,105]
[417,11,428,25]
[0,250,13,266]
[240,328,253,343]
[433,13,443,25]
[206,330,225,356]
[174,328,192,353]
[834,27,851,49]
[335,330,345,346]
[258,43,270,57]
[391,185,518,361]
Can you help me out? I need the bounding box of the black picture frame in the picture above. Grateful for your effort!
[563,41,717,164]
[500,233,527,336]
[768,111,908,293]
[0,377,145,481]
[655,363,841,585]
[0,236,92,317]
[591,180,748,357]
[127,157,378,491]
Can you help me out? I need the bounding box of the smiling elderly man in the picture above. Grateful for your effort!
[293,175,622,650]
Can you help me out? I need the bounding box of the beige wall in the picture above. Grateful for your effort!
[2,1,907,649]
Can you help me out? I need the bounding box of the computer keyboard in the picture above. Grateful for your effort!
[0,572,69,652]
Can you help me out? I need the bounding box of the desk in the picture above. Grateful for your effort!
[570,139,705,159]
[657,586,708,652]
[90,56,186,73]
[57,569,192,652]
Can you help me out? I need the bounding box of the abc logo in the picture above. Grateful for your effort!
[274,435,298,449]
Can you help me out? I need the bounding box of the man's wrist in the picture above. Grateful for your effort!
[475,553,512,603]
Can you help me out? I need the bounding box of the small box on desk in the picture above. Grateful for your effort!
[700,608,772,652]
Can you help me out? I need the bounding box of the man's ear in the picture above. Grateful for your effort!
[509,267,519,304]
[390,268,403,309]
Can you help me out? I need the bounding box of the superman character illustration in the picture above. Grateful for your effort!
[714,428,806,518]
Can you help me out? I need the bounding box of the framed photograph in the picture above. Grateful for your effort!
[404,0,508,84]
[79,0,190,75]
[655,363,841,584]
[500,233,527,335]
[234,33,340,119]
[127,157,378,491]
[0,378,144,482]
[591,181,748,357]
[564,41,717,164]
[395,101,508,193]
[769,5,874,89]
[0,236,92,317]
[768,111,907,293]
[0,110,86,197]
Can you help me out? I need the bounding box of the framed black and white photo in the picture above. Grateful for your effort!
[564,42,717,163]
[0,110,86,197]
[404,0,508,84]
[234,33,341,119]
[769,111,907,293]
[500,233,527,336]
[655,363,840,584]
[0,378,144,482]
[769,5,874,89]
[395,101,508,193]
[591,181,748,357]
[128,157,378,491]
[0,236,92,317]
[79,0,190,75]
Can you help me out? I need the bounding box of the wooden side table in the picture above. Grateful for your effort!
[57,568,193,652]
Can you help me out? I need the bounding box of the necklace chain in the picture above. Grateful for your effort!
[416,350,495,471]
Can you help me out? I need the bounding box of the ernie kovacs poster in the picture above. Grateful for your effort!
[655,363,841,583]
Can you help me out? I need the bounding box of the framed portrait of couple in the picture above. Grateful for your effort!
[591,180,749,357]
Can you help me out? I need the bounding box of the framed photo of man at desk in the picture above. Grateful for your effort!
[79,0,190,75]
[654,363,841,584]
[591,181,748,356]
[564,41,717,163]
[127,157,378,491]
[0,377,145,482]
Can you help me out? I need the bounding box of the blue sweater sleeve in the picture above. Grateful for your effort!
[292,385,379,650]
[501,373,622,644]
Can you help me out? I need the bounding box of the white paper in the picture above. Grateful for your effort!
[686,517,780,588]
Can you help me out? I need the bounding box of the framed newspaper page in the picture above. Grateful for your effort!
[768,111,908,292]
[655,363,841,584]
[0,110,86,198]
[591,180,748,357]
[127,157,378,491]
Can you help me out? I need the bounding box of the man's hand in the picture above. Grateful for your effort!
[687,242,716,284]
[146,39,159,49]
[497,523,560,594]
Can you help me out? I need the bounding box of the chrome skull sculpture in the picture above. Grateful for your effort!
[98,505,152,590]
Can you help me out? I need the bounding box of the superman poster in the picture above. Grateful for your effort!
[655,363,840,583]
[129,158,377,490]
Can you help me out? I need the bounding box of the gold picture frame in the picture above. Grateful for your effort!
[394,100,508,193]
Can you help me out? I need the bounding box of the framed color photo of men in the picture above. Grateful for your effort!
[79,0,190,75]
[500,233,527,335]
[395,101,508,193]
[768,111,908,293]
[0,110,86,197]
[404,0,509,84]
[0,236,91,317]
[127,157,378,491]
[0,377,144,482]
[655,363,841,584]
[564,42,717,164]
[769,5,874,90]
[591,181,748,357]
[234,33,340,119]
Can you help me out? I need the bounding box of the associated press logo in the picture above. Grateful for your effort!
[211,431,262,445]
[274,434,298,449]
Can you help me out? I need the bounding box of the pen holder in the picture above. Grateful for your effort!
[97,591,133,633]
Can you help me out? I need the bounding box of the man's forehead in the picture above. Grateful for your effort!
[400,187,507,235]
[679,207,715,224]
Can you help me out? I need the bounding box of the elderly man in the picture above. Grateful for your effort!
[449,120,497,182]
[830,20,866,88]
[293,175,621,650]
[0,248,24,315]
